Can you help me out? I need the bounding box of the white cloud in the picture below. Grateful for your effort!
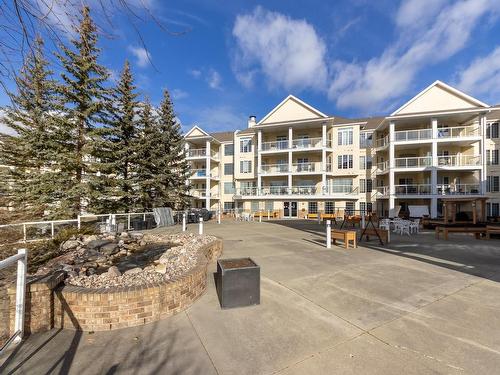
[232,6,328,91]
[455,46,500,102]
[193,106,244,131]
[207,69,222,89]
[188,69,202,78]
[171,89,189,100]
[128,46,152,68]
[328,0,498,112]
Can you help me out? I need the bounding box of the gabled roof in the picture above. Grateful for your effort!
[184,125,210,138]
[210,131,234,142]
[391,80,489,116]
[258,95,327,125]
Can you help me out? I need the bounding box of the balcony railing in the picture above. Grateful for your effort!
[394,184,432,195]
[189,189,209,198]
[190,169,207,177]
[376,186,390,196]
[437,126,480,138]
[374,136,389,148]
[235,185,356,196]
[260,164,289,174]
[394,156,432,168]
[261,140,288,151]
[291,162,321,173]
[376,161,389,173]
[437,184,481,195]
[187,148,218,158]
[437,155,481,167]
[292,137,322,149]
[394,128,432,142]
[323,185,358,194]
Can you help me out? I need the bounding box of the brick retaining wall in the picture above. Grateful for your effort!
[7,238,223,335]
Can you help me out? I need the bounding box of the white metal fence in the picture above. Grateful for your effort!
[0,249,27,354]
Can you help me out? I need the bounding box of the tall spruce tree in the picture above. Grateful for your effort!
[135,99,160,209]
[155,90,190,208]
[54,6,110,217]
[90,60,139,213]
[0,38,60,219]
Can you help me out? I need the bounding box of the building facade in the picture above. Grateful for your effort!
[184,81,500,219]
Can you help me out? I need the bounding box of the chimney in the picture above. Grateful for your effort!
[248,115,256,128]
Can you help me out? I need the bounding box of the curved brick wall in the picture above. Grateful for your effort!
[53,238,223,331]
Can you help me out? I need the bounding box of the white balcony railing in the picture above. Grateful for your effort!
[261,140,289,151]
[187,148,218,158]
[323,185,358,194]
[190,169,207,178]
[374,136,389,148]
[376,161,389,173]
[394,184,432,195]
[376,186,390,196]
[189,189,209,198]
[394,156,432,168]
[437,155,481,167]
[437,184,481,195]
[235,185,356,196]
[394,128,432,142]
[437,126,480,138]
[260,164,289,174]
[292,137,322,149]
[291,162,321,173]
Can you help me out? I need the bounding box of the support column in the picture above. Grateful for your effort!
[480,114,487,194]
[257,130,262,192]
[389,121,395,213]
[205,140,211,210]
[322,123,327,193]
[185,143,190,188]
[288,127,293,192]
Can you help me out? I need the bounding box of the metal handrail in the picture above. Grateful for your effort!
[261,140,289,151]
[292,137,322,149]
[394,156,432,168]
[437,184,481,195]
[394,128,432,142]
[260,164,289,173]
[437,155,481,167]
[437,126,480,138]
[291,162,320,173]
[394,184,432,195]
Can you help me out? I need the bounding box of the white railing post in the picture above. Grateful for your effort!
[217,210,221,224]
[198,217,203,235]
[14,248,27,343]
[326,220,331,249]
[267,210,270,220]
[23,224,26,242]
[77,215,81,230]
[182,213,186,232]
[51,222,55,238]
[361,214,366,229]
[259,213,262,223]
[127,214,131,230]
[318,211,321,225]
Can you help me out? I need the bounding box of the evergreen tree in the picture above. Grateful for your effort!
[135,99,160,209]
[0,38,60,218]
[155,90,190,208]
[54,6,110,217]
[90,60,139,213]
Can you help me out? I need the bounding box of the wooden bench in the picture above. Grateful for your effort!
[321,213,336,220]
[362,228,390,244]
[435,226,486,240]
[331,229,357,249]
[486,225,500,239]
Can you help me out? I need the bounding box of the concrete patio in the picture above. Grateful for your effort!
[2,219,500,374]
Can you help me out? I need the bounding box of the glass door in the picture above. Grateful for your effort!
[291,202,298,217]
[284,202,290,217]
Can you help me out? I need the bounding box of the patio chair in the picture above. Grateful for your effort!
[409,219,420,233]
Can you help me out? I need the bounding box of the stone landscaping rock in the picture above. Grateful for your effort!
[107,266,121,277]
[61,240,80,251]
[120,232,129,238]
[83,235,98,244]
[100,243,119,255]
[154,264,167,274]
[124,267,142,275]
[129,232,144,240]
[87,239,112,250]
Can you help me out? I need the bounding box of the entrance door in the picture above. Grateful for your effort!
[283,201,298,218]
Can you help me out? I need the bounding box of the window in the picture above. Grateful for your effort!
[308,202,318,214]
[360,179,373,193]
[251,201,259,212]
[265,201,274,211]
[276,135,288,150]
[332,178,353,193]
[487,149,499,165]
[487,122,499,139]
[345,202,355,215]
[487,176,500,192]
[224,163,234,175]
[224,143,234,156]
[338,127,353,145]
[487,202,499,217]
[240,181,256,194]
[359,156,373,169]
[224,202,235,211]
[337,155,353,169]
[224,182,235,194]
[325,201,335,214]
[360,132,373,148]
[240,160,252,173]
[360,202,373,214]
[240,138,252,152]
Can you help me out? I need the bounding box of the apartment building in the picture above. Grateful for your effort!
[184,81,500,219]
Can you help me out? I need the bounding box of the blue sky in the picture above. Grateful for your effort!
[2,0,500,133]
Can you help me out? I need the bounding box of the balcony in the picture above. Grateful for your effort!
[291,162,321,173]
[292,137,322,149]
[394,128,432,142]
[260,164,289,174]
[376,186,390,196]
[437,155,481,167]
[394,156,432,169]
[394,184,432,195]
[437,126,480,139]
[376,161,389,173]
[261,140,288,152]
[189,169,219,179]
[323,185,358,195]
[189,189,218,199]
[437,184,481,195]
[374,136,389,149]
[235,185,356,196]
[187,148,219,159]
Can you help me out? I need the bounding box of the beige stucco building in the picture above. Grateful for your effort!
[184,81,500,219]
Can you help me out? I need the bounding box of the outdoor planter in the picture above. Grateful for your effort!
[216,258,260,309]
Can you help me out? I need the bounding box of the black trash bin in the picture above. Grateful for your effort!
[216,258,260,309]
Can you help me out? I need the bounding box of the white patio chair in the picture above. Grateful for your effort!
[379,219,391,231]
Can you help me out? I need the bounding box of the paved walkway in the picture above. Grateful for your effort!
[2,220,500,374]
